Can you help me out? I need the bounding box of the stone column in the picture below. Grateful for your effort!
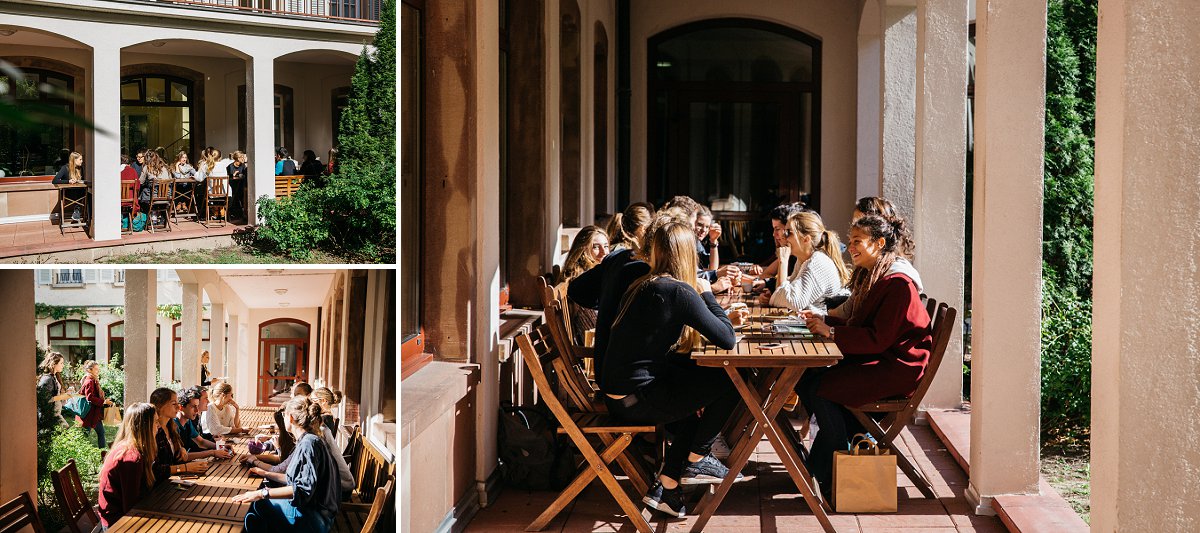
[882,5,917,222]
[857,0,884,197]
[247,53,277,223]
[1092,1,1200,529]
[967,0,1046,514]
[913,0,969,411]
[227,314,242,392]
[210,303,226,379]
[124,270,158,404]
[0,271,36,503]
[89,42,122,241]
[180,282,203,387]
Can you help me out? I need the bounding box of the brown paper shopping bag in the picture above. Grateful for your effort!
[103,405,122,426]
[833,434,897,513]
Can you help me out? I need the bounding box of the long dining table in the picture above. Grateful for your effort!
[688,289,844,533]
[108,408,281,532]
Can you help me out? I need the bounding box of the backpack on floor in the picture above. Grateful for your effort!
[497,404,575,491]
[131,212,148,232]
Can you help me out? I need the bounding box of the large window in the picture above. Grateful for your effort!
[48,319,96,365]
[171,319,211,382]
[0,68,75,178]
[237,85,294,154]
[121,75,194,158]
[401,0,426,377]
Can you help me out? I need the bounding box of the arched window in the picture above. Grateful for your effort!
[648,19,821,261]
[257,318,310,406]
[0,68,76,178]
[120,74,195,158]
[171,319,211,382]
[47,319,96,364]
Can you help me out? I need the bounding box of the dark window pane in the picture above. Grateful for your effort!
[171,82,189,102]
[401,2,422,339]
[145,77,167,103]
[653,27,813,83]
[121,81,141,101]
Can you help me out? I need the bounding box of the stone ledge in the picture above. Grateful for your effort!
[400,361,479,450]
[925,408,1088,533]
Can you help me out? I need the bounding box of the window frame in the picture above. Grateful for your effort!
[0,67,77,180]
[119,74,196,159]
[401,0,431,380]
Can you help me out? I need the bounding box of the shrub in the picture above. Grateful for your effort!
[100,353,126,406]
[37,426,104,532]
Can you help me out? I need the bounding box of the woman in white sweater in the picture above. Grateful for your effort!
[202,382,248,436]
[759,211,851,314]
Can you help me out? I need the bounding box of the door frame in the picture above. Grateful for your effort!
[256,318,310,407]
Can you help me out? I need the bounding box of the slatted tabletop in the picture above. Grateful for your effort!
[239,407,278,430]
[104,514,244,533]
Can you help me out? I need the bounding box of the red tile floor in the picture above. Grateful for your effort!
[0,217,248,259]
[467,422,1007,533]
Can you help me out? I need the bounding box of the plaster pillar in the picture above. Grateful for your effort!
[179,282,202,387]
[227,314,242,392]
[857,0,884,198]
[210,303,226,379]
[1092,0,1200,529]
[882,5,917,222]
[967,0,1046,514]
[123,270,157,404]
[247,53,277,223]
[89,41,122,241]
[913,0,968,411]
[0,271,36,503]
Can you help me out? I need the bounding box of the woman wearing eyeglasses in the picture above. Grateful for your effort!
[561,226,610,345]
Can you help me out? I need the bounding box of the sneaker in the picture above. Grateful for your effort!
[642,482,686,517]
[681,454,743,485]
[71,207,81,222]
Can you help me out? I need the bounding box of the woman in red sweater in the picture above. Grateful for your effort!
[799,215,933,493]
[80,361,112,448]
[98,403,158,529]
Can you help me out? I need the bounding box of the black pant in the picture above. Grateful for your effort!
[797,370,865,490]
[230,179,247,221]
[604,364,738,481]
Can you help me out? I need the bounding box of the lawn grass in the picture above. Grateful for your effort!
[1042,439,1091,523]
[99,245,345,264]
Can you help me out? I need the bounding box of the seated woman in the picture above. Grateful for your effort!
[203,382,249,436]
[829,197,922,319]
[249,387,354,499]
[602,222,743,518]
[151,386,214,482]
[171,151,197,213]
[798,215,933,494]
[97,403,158,529]
[137,150,170,215]
[560,225,609,345]
[234,397,343,532]
[758,211,850,314]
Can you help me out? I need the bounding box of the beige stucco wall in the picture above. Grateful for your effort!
[0,271,36,505]
[1092,0,1200,530]
[629,0,861,229]
[580,0,617,221]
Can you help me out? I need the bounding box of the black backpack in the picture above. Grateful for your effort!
[497,404,575,490]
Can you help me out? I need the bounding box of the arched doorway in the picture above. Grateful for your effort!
[648,19,821,261]
[257,318,310,406]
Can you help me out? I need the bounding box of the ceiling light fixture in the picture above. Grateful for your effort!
[151,41,166,48]
[0,30,16,37]
[274,288,288,295]
[279,302,290,307]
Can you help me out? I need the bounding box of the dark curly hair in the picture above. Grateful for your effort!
[843,215,902,323]
[853,197,914,259]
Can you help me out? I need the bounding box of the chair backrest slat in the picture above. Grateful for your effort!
[0,492,47,533]
[515,326,585,438]
[359,478,395,533]
[536,278,599,412]
[51,459,100,533]
[900,302,957,419]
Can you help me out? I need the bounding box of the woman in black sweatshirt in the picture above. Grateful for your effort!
[602,221,741,518]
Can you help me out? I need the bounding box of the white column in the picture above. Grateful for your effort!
[882,5,917,222]
[913,0,969,411]
[180,283,203,387]
[227,314,242,392]
[90,42,122,241]
[124,270,157,405]
[211,303,226,380]
[967,0,1046,514]
[857,0,884,198]
[0,271,36,503]
[247,54,278,223]
[1092,0,1200,529]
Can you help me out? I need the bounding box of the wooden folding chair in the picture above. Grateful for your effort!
[516,327,655,532]
[119,180,138,236]
[51,458,101,533]
[0,491,47,533]
[148,180,173,233]
[334,478,394,533]
[205,176,230,228]
[846,298,958,499]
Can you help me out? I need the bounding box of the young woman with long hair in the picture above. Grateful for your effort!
[52,151,84,184]
[797,215,933,495]
[234,397,343,532]
[97,403,158,528]
[149,387,213,480]
[79,360,113,448]
[759,211,851,313]
[602,222,742,517]
[560,226,609,344]
[36,352,71,427]
[605,202,653,253]
[203,382,248,435]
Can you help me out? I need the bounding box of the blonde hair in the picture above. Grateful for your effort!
[38,352,65,376]
[311,387,343,412]
[108,402,159,487]
[614,222,703,352]
[143,150,167,177]
[639,206,692,260]
[787,211,851,286]
[563,226,607,280]
[67,152,83,182]
[283,396,326,435]
[200,148,219,174]
[209,382,232,401]
[606,203,653,252]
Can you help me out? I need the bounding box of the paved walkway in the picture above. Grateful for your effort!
[0,218,249,260]
[468,422,1007,532]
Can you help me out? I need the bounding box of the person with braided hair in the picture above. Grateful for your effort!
[795,214,934,495]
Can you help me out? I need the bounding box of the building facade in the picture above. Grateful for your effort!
[0,0,378,239]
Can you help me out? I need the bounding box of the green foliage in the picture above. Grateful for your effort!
[37,425,104,533]
[158,304,183,320]
[100,353,126,406]
[252,0,396,263]
[1040,0,1096,440]
[34,303,90,320]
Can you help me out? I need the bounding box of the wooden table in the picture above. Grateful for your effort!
[56,182,89,235]
[689,302,844,533]
[108,435,263,532]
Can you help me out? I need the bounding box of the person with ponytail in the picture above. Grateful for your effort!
[796,215,933,496]
[98,403,158,529]
[149,387,214,481]
[234,397,342,532]
[605,202,653,253]
[602,222,743,518]
[759,211,851,313]
[251,387,354,498]
[309,387,343,437]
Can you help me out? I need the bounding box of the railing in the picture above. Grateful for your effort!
[54,270,84,286]
[275,175,317,198]
[141,0,381,23]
